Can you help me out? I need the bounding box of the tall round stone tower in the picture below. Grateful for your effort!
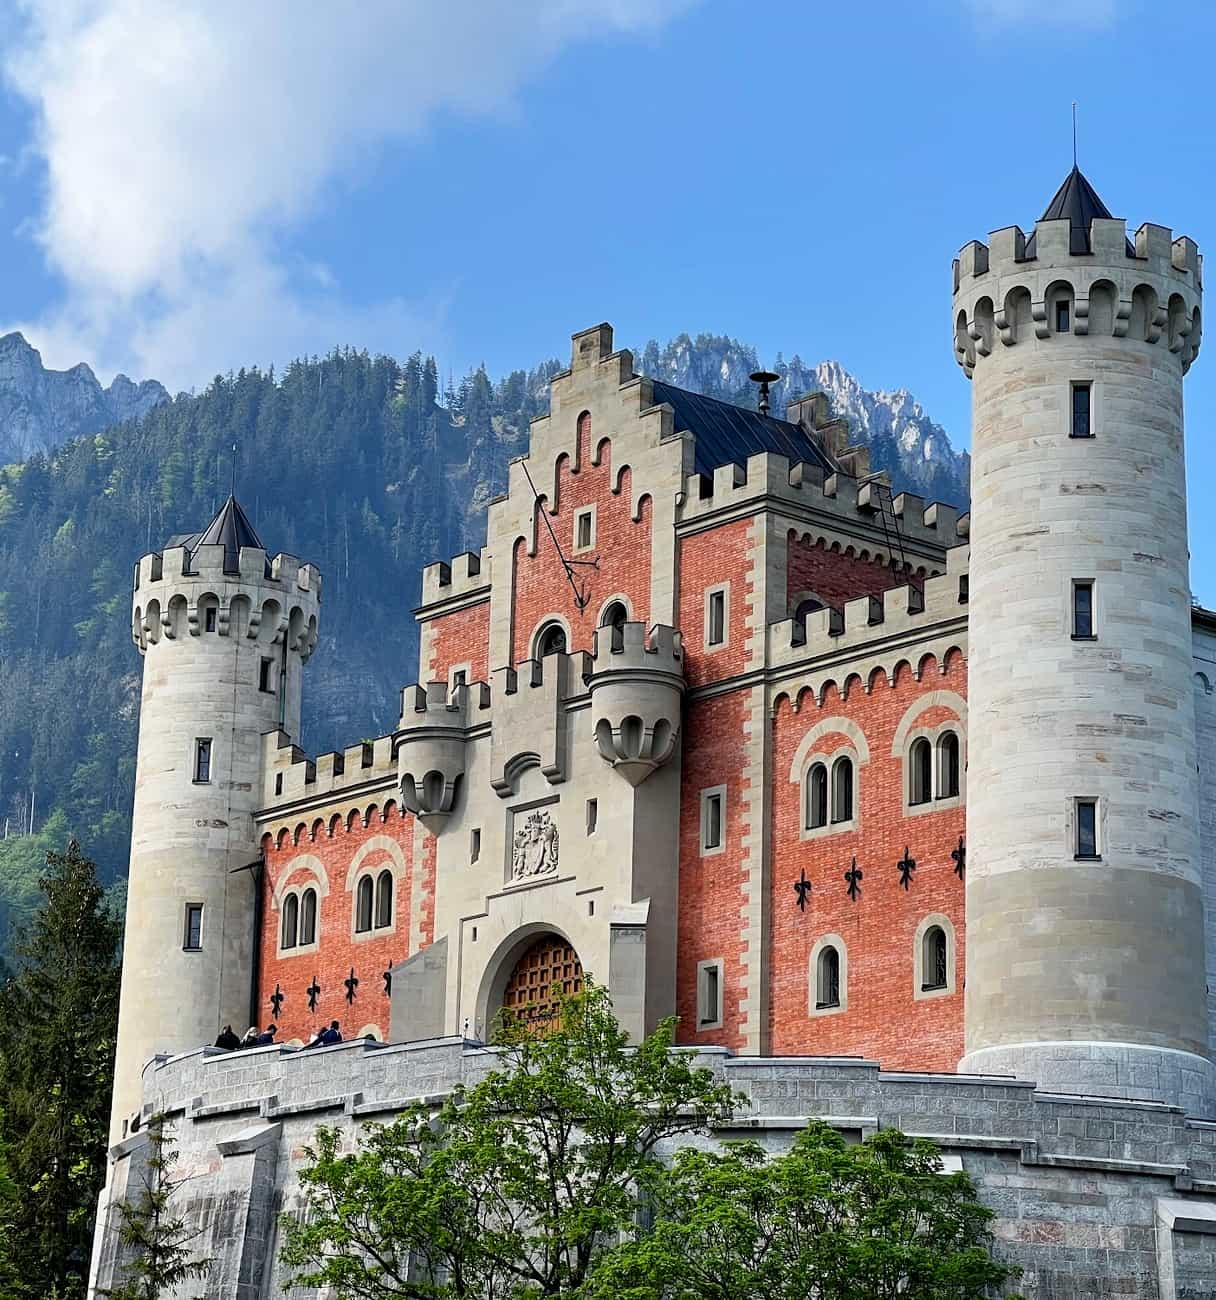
[953,168,1212,1114]
[109,498,320,1143]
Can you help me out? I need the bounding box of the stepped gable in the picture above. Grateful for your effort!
[1023,165,1136,258]
[651,380,837,479]
[165,494,267,575]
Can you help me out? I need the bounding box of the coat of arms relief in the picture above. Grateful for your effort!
[511,808,559,881]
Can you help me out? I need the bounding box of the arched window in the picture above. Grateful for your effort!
[536,622,567,658]
[600,601,628,650]
[909,737,932,806]
[830,756,854,824]
[375,869,393,929]
[299,888,317,945]
[937,731,960,799]
[816,945,841,1009]
[355,876,374,933]
[922,925,948,992]
[805,762,828,829]
[281,893,299,950]
[791,598,823,646]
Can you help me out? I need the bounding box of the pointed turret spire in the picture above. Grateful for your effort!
[166,495,265,574]
[1024,166,1135,258]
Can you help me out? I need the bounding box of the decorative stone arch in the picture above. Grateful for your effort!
[257,596,283,645]
[356,1023,383,1041]
[527,613,572,661]
[227,592,251,640]
[271,854,330,910]
[1195,670,1213,696]
[788,716,871,783]
[808,933,848,1017]
[345,835,406,893]
[890,690,968,757]
[475,923,581,1039]
[913,913,957,1001]
[595,592,633,630]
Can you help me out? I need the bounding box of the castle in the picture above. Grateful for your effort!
[93,170,1216,1297]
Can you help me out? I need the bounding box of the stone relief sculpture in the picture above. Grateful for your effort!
[511,809,559,881]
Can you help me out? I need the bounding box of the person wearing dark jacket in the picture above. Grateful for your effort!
[305,1020,343,1048]
[256,1024,278,1045]
[214,1025,240,1051]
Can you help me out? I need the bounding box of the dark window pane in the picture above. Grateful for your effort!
[1072,384,1091,438]
[195,738,211,783]
[1056,301,1070,333]
[184,904,203,950]
[1074,583,1093,637]
[1077,801,1098,857]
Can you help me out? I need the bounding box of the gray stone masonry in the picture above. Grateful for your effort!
[90,1037,1216,1299]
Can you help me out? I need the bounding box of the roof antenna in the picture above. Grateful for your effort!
[230,442,238,498]
[1072,100,1078,169]
[749,367,780,415]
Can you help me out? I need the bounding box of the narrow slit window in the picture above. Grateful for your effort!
[1055,300,1070,333]
[698,962,721,1027]
[470,828,481,862]
[1076,799,1099,859]
[183,903,203,951]
[300,888,317,945]
[194,737,212,784]
[1071,382,1092,438]
[816,945,840,1009]
[575,509,593,551]
[375,870,393,928]
[707,589,726,647]
[830,757,854,824]
[281,893,299,950]
[586,799,598,834]
[702,790,724,852]
[1073,581,1095,639]
[259,657,274,693]
[937,732,961,800]
[355,876,374,932]
[805,763,828,829]
[909,738,932,806]
[922,926,948,991]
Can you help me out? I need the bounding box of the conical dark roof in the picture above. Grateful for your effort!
[166,496,265,574]
[1024,166,1135,258]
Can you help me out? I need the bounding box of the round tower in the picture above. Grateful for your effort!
[953,168,1212,1113]
[109,498,320,1143]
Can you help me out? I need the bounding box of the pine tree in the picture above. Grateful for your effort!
[0,838,121,1300]
[101,1114,208,1300]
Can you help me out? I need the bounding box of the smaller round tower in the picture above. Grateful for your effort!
[109,498,320,1143]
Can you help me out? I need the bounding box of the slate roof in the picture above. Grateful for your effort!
[1023,166,1136,258]
[650,381,837,480]
[166,495,266,574]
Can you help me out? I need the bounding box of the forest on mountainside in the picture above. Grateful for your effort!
[0,334,969,955]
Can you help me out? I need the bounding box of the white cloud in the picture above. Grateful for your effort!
[960,0,1121,23]
[4,0,691,386]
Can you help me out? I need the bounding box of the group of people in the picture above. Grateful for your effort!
[213,1019,343,1051]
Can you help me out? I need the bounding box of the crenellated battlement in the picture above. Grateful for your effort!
[419,547,491,608]
[258,729,396,811]
[676,450,965,559]
[768,543,969,672]
[953,214,1203,377]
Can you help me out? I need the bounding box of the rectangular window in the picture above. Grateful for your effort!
[259,657,274,693]
[204,606,217,632]
[470,828,481,863]
[586,798,598,834]
[451,669,467,690]
[706,587,727,647]
[1072,581,1095,639]
[697,960,722,1028]
[1071,382,1092,438]
[700,787,725,855]
[574,508,594,552]
[274,772,283,796]
[194,738,212,784]
[1055,300,1070,333]
[183,903,203,951]
[1076,799,1099,859]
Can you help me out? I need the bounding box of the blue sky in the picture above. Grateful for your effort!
[1,0,1214,599]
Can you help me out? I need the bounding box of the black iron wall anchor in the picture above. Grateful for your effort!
[951,836,966,879]
[307,978,321,1012]
[844,857,863,901]
[345,967,359,1005]
[897,847,917,890]
[269,983,284,1019]
[793,867,812,912]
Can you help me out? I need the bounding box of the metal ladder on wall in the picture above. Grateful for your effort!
[865,478,921,600]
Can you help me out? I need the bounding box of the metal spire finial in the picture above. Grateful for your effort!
[1072,100,1078,169]
[230,442,238,498]
[749,368,780,415]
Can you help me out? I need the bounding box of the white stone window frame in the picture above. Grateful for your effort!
[528,614,573,662]
[696,957,724,1031]
[345,836,406,943]
[800,746,860,840]
[808,933,847,1017]
[182,900,205,952]
[272,856,329,957]
[1067,575,1098,642]
[913,913,957,1001]
[572,504,597,555]
[902,721,966,817]
[704,582,730,652]
[791,716,870,842]
[1067,377,1101,441]
[699,785,727,857]
[1069,794,1103,862]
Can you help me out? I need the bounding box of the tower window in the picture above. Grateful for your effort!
[1072,581,1095,639]
[1075,799,1099,859]
[375,869,394,929]
[705,586,728,648]
[586,799,598,834]
[259,657,274,693]
[1055,300,1070,333]
[922,925,948,992]
[536,623,567,659]
[183,903,203,951]
[909,737,932,806]
[193,738,212,784]
[355,876,374,933]
[281,893,299,950]
[204,606,217,632]
[830,756,854,825]
[574,507,595,552]
[937,731,961,799]
[1071,382,1092,438]
[300,888,317,946]
[805,763,828,829]
[816,945,841,1009]
[700,787,725,855]
[697,959,723,1029]
[470,828,481,862]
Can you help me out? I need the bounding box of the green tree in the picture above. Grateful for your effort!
[591,1121,1019,1300]
[280,981,740,1298]
[0,838,122,1300]
[101,1113,208,1300]
[0,1115,21,1300]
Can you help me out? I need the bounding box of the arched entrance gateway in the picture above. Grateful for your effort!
[500,932,583,1034]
